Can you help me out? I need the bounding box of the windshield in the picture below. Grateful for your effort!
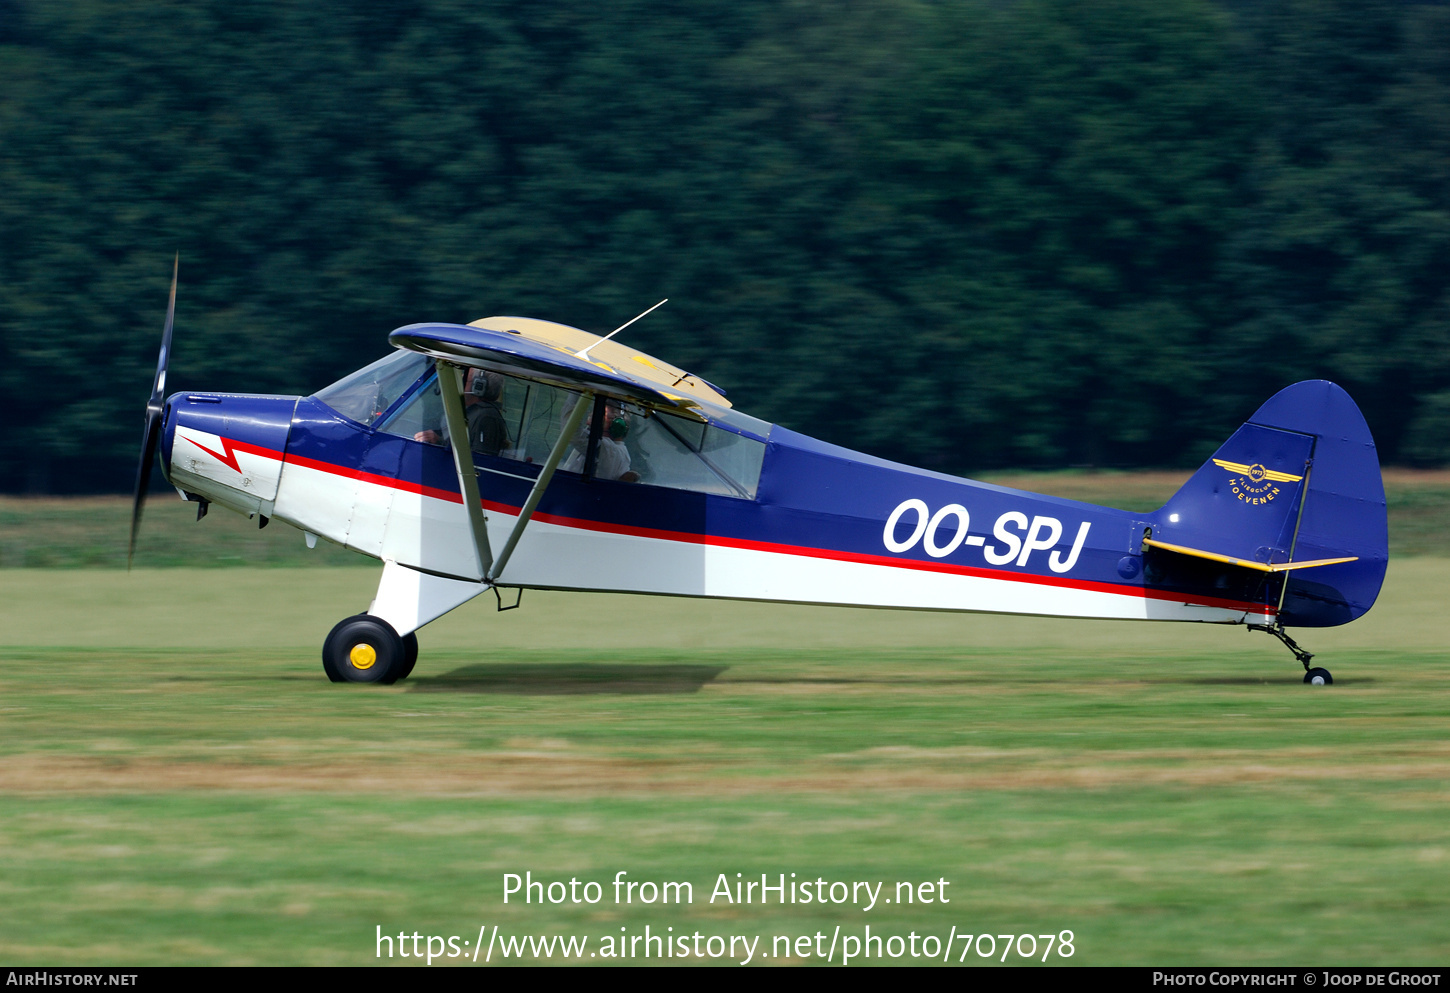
[313,351,432,426]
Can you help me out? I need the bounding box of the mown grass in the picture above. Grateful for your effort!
[0,563,1447,965]
[0,494,368,568]
[4,467,1449,567]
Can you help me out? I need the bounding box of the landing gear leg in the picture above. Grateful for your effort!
[1248,621,1332,685]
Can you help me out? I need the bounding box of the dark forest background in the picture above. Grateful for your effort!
[2,0,1448,493]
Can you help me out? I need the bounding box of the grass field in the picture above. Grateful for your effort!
[1,550,1448,964]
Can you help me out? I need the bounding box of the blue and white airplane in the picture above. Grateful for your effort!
[131,263,1388,685]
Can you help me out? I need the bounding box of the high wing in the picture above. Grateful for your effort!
[389,317,729,420]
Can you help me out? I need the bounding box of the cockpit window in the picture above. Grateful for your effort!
[314,351,432,426]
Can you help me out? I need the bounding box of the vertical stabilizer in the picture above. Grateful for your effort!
[1154,381,1387,627]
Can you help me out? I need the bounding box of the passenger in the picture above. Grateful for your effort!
[414,369,508,456]
[596,404,640,482]
[562,400,640,482]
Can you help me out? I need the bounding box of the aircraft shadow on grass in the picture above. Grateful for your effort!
[1164,675,1376,686]
[408,662,728,695]
[405,668,1358,693]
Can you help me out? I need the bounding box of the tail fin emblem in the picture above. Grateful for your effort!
[1213,459,1303,504]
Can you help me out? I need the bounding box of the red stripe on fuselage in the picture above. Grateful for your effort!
[181,434,245,473]
[243,436,1275,617]
[280,450,464,504]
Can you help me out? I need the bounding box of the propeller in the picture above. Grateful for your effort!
[129,254,178,569]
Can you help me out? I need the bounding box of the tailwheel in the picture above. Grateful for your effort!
[322,614,405,684]
[1303,667,1333,686]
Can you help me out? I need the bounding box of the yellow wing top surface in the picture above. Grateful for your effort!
[467,316,731,411]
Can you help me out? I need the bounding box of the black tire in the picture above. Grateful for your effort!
[1303,667,1333,686]
[322,614,404,684]
[395,632,419,681]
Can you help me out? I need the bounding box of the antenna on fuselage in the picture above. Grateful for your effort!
[576,298,668,360]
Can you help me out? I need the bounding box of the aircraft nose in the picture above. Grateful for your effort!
[162,392,300,501]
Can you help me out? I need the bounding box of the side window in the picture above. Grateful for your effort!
[501,379,586,466]
[376,369,584,466]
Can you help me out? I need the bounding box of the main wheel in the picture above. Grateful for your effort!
[322,614,405,684]
[1303,667,1333,686]
[395,632,419,681]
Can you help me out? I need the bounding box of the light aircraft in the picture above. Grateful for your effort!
[131,261,1387,685]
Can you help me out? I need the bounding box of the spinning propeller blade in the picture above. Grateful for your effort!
[129,254,178,569]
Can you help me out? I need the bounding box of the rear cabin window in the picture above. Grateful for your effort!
[619,403,766,499]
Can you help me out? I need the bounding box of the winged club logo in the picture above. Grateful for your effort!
[1213,459,1303,506]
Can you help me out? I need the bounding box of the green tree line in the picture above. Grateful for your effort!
[2,0,1447,493]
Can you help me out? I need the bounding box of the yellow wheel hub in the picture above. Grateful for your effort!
[348,643,377,670]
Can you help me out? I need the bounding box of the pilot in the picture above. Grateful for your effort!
[466,370,508,456]
[414,369,508,456]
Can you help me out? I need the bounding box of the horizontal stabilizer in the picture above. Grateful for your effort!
[1142,536,1358,573]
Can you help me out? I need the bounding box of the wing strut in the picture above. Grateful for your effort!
[437,360,494,580]
[488,391,593,583]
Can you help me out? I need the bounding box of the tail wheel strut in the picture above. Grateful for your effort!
[1248,622,1331,684]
